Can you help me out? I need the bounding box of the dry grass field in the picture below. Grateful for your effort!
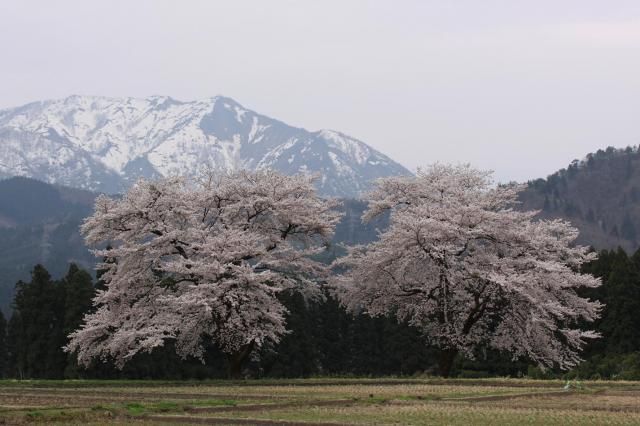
[1,378,639,425]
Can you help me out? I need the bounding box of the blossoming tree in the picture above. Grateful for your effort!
[333,164,601,377]
[66,170,341,378]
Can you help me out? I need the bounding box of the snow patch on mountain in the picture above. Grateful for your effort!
[0,95,411,197]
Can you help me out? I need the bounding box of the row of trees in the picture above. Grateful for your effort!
[2,247,640,379]
[0,264,93,379]
[0,167,608,378]
[0,267,439,379]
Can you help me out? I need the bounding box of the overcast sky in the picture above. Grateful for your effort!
[1,1,640,183]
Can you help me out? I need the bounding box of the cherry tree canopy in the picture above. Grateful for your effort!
[333,164,601,376]
[66,170,341,370]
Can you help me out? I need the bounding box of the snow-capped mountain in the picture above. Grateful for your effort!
[0,95,411,197]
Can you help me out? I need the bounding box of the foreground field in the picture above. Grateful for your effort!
[1,378,639,425]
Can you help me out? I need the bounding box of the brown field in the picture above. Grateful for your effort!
[1,378,639,425]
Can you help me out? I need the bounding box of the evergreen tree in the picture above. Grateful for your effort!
[61,264,94,336]
[259,291,320,378]
[314,295,350,375]
[603,249,640,353]
[7,311,24,379]
[582,248,640,355]
[9,265,66,378]
[0,310,7,378]
[60,264,95,377]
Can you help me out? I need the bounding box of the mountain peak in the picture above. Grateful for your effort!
[0,95,411,197]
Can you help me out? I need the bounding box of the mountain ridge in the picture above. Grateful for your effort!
[0,95,411,197]
[520,145,640,252]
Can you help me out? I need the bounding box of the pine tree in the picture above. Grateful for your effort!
[10,265,66,378]
[259,291,320,378]
[61,264,95,377]
[601,249,640,353]
[581,248,640,356]
[314,295,350,375]
[7,311,24,379]
[0,310,7,378]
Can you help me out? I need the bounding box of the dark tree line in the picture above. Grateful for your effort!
[1,264,93,379]
[570,248,640,379]
[1,249,640,379]
[0,263,438,379]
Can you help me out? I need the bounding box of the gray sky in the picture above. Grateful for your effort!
[1,0,640,183]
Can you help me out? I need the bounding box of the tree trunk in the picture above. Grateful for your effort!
[438,348,458,378]
[226,341,255,380]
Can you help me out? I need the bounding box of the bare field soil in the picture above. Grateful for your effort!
[1,378,639,425]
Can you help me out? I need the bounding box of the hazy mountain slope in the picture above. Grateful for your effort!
[519,146,640,252]
[0,177,97,312]
[0,96,411,197]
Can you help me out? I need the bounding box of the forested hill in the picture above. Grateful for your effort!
[520,146,640,252]
[0,177,96,311]
[0,176,95,227]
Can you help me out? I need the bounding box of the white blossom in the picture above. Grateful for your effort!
[333,164,601,372]
[66,170,341,368]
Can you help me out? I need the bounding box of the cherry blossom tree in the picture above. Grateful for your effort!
[65,170,341,378]
[333,164,601,377]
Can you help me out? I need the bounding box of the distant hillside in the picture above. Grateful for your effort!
[0,176,95,226]
[0,177,97,312]
[520,146,640,252]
